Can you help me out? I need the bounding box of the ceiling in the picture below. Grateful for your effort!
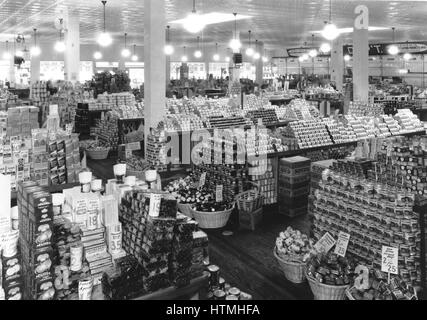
[1,0,427,53]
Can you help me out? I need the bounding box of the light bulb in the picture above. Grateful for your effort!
[225,56,230,62]
[262,56,268,63]
[194,50,202,58]
[183,12,206,34]
[131,54,138,61]
[213,54,220,61]
[388,44,399,56]
[15,50,24,57]
[253,52,261,60]
[321,23,340,41]
[344,54,351,61]
[30,46,41,57]
[2,52,11,60]
[298,56,305,62]
[181,55,188,62]
[164,44,174,55]
[320,43,331,53]
[93,51,103,60]
[97,32,113,47]
[301,53,309,61]
[229,38,242,53]
[245,47,254,57]
[54,41,66,52]
[309,49,318,58]
[121,48,131,58]
[403,52,412,61]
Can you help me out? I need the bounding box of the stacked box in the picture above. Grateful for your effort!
[2,253,23,300]
[191,229,209,278]
[6,107,39,137]
[278,156,311,217]
[17,181,55,300]
[249,158,276,204]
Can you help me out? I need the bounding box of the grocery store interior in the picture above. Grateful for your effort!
[0,0,427,301]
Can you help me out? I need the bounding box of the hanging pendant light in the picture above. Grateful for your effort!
[54,18,66,52]
[213,43,220,61]
[309,34,318,58]
[183,0,205,34]
[121,33,131,58]
[93,51,103,60]
[164,25,174,55]
[229,13,242,53]
[194,36,202,58]
[320,42,331,54]
[2,41,11,60]
[30,28,41,57]
[253,40,260,60]
[181,46,188,62]
[403,42,412,61]
[245,30,254,57]
[97,1,113,47]
[262,49,268,63]
[344,54,351,62]
[321,0,340,41]
[131,44,138,61]
[387,27,399,56]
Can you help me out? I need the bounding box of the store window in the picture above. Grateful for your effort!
[80,61,94,82]
[240,62,256,80]
[0,60,10,83]
[170,62,206,80]
[40,61,65,81]
[209,63,229,78]
[15,60,31,86]
[95,61,119,68]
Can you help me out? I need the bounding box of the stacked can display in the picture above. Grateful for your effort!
[278,156,311,217]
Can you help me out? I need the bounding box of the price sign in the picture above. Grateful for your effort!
[199,172,206,188]
[126,142,141,151]
[216,185,223,202]
[334,232,350,257]
[314,232,336,254]
[149,193,162,217]
[381,246,398,275]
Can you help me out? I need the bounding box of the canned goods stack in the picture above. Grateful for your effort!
[249,158,277,205]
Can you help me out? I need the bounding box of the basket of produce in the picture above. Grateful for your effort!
[274,227,315,283]
[345,266,418,300]
[164,175,214,219]
[235,182,263,214]
[305,252,354,300]
[81,140,110,160]
[126,155,150,179]
[189,202,234,229]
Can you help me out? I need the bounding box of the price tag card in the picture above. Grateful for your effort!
[149,193,162,217]
[199,172,206,188]
[216,185,223,202]
[334,232,350,257]
[381,246,399,275]
[314,232,336,254]
[126,142,141,151]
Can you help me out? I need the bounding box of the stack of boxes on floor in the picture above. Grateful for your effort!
[30,82,49,124]
[18,181,56,300]
[278,156,311,217]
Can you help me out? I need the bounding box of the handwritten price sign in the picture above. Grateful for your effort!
[381,246,398,275]
[314,232,336,254]
[334,232,350,257]
[149,193,162,217]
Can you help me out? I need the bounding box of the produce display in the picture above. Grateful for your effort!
[280,120,333,149]
[165,175,214,205]
[275,227,314,263]
[306,252,355,286]
[348,101,384,117]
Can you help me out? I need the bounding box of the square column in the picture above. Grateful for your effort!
[330,37,344,91]
[353,5,369,102]
[255,41,264,85]
[65,15,80,83]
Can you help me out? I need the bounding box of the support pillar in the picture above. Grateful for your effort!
[255,41,264,85]
[8,54,15,87]
[144,0,166,140]
[353,5,369,102]
[331,37,344,91]
[64,14,80,82]
[166,55,171,85]
[31,53,40,83]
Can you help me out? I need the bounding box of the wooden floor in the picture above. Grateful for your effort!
[87,158,314,300]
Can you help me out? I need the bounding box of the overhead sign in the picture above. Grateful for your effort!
[344,42,427,56]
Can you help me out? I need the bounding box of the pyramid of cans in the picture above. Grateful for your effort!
[119,189,208,294]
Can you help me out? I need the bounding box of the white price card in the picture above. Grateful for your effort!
[199,172,206,188]
[149,193,162,217]
[314,232,336,254]
[216,185,223,202]
[334,232,350,257]
[381,246,399,275]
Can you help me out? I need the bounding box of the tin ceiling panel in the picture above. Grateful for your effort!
[0,0,426,51]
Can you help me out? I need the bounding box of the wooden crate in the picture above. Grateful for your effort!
[239,207,263,231]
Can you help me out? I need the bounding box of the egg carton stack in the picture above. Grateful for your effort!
[249,158,277,205]
[18,181,56,300]
[394,109,424,133]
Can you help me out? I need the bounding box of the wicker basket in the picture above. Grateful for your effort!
[86,148,110,160]
[177,203,193,218]
[273,247,307,284]
[345,287,356,300]
[189,204,234,229]
[236,190,264,213]
[306,273,350,300]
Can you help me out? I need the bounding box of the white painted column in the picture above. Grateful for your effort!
[8,55,15,87]
[255,41,264,85]
[166,55,171,85]
[330,37,344,91]
[64,14,80,82]
[353,5,369,102]
[31,53,41,83]
[144,0,166,139]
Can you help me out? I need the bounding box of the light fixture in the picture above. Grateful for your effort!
[387,27,399,56]
[320,42,331,53]
[262,56,268,63]
[54,18,66,52]
[194,36,202,58]
[93,51,103,60]
[181,46,188,62]
[403,52,412,61]
[2,41,11,60]
[164,26,174,55]
[398,69,408,74]
[308,34,318,58]
[321,0,340,41]
[213,43,220,61]
[183,0,205,34]
[131,44,138,61]
[245,30,254,57]
[121,33,131,58]
[97,1,113,47]
[344,54,351,61]
[252,40,260,60]
[30,28,41,57]
[302,53,309,61]
[298,56,305,62]
[225,56,230,62]
[229,13,242,53]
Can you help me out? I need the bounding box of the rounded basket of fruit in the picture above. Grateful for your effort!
[82,140,110,160]
[126,155,150,179]
[189,201,234,229]
[305,252,355,300]
[274,227,315,284]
